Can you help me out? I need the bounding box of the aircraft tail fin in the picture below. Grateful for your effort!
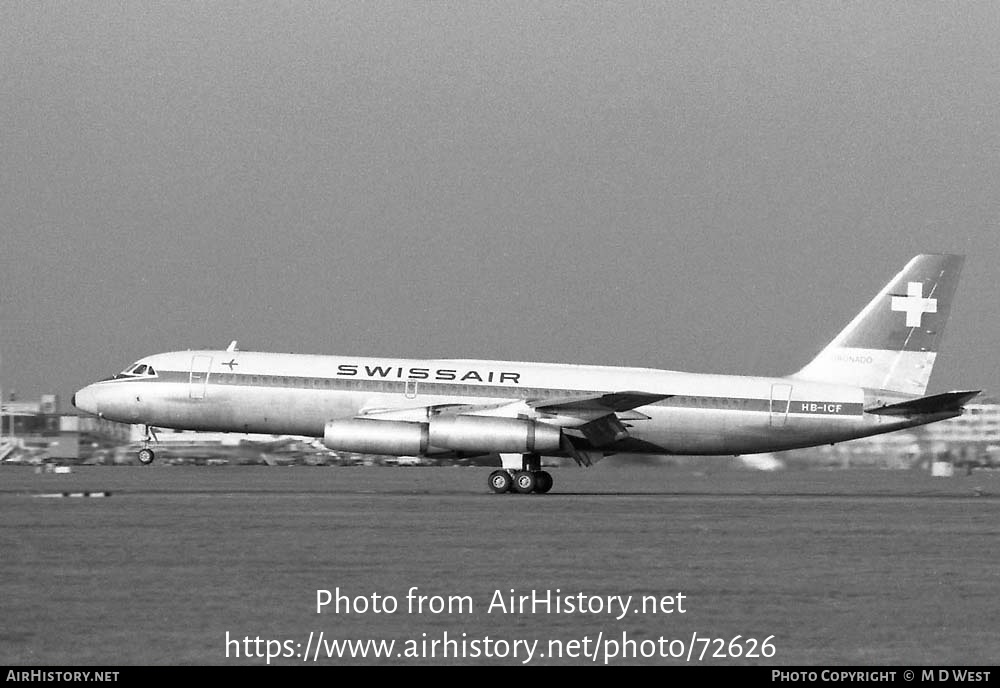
[792,254,964,395]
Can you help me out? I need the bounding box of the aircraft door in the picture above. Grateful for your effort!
[769,383,792,427]
[189,355,213,399]
[404,379,419,400]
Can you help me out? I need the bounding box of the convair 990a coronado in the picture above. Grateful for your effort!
[74,254,977,494]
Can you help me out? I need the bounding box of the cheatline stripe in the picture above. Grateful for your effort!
[96,370,864,415]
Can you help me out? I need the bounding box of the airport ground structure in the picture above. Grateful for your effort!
[773,397,1000,472]
[2,394,998,471]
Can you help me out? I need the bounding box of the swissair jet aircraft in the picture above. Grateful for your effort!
[73,254,977,494]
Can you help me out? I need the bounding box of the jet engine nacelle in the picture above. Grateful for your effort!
[428,415,562,454]
[323,415,563,456]
[323,418,429,455]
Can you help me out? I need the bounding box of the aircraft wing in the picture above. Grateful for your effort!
[864,390,981,416]
[354,392,671,460]
[358,391,669,421]
[528,391,671,414]
[356,403,481,422]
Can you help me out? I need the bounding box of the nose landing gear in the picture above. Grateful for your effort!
[137,426,159,465]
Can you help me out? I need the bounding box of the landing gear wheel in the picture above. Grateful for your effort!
[534,471,553,494]
[488,470,512,494]
[137,448,155,465]
[512,470,536,494]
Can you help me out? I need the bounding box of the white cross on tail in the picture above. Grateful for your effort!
[891,281,937,327]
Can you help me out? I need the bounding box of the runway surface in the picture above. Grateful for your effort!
[2,464,997,665]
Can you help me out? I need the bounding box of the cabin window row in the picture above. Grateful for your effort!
[205,375,594,400]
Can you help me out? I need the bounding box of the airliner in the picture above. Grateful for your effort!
[73,254,978,494]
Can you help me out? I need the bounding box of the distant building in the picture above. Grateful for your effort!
[4,395,999,468]
[40,394,59,415]
[780,396,1000,469]
[1,395,131,461]
[922,397,1000,447]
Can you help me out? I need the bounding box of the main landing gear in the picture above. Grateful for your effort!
[488,453,554,494]
[137,426,158,465]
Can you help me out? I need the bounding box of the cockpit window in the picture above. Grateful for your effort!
[118,363,157,378]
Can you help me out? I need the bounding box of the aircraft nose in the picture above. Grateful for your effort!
[72,386,100,416]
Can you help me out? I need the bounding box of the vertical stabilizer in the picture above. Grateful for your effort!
[792,254,964,395]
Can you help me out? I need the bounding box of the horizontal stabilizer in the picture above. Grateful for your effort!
[530,391,670,414]
[865,390,980,416]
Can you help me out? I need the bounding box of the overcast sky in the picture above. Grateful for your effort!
[1,2,998,407]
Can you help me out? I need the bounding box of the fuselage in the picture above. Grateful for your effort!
[72,349,956,457]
